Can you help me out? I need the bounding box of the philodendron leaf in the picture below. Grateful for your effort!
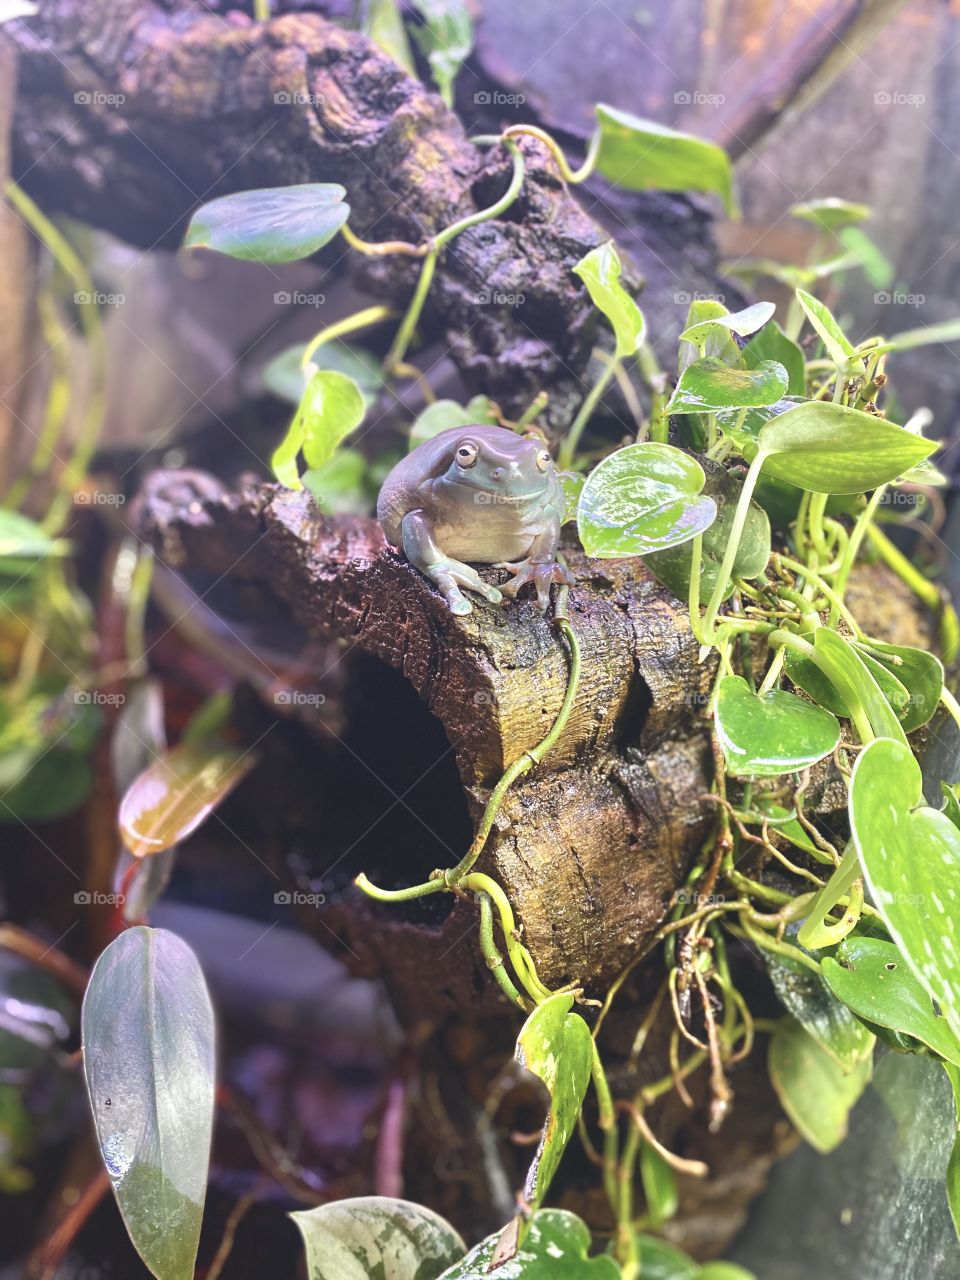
[850,737,960,1047]
[577,443,717,558]
[118,739,256,859]
[573,241,645,358]
[945,1063,960,1242]
[742,324,806,397]
[794,288,856,371]
[593,105,736,215]
[363,0,416,74]
[714,675,840,778]
[272,369,366,487]
[790,198,871,231]
[515,992,593,1207]
[678,299,740,370]
[853,640,943,733]
[765,946,874,1072]
[409,395,498,448]
[409,0,473,108]
[630,1235,756,1279]
[82,928,215,1280]
[261,341,383,407]
[290,1196,465,1280]
[0,509,67,562]
[807,628,907,745]
[439,1209,619,1278]
[942,783,960,832]
[646,464,770,605]
[756,400,936,494]
[768,1015,872,1153]
[640,1144,678,1228]
[184,184,349,263]
[678,301,774,350]
[822,936,960,1067]
[667,358,788,414]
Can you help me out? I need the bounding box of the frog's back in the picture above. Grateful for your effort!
[376,428,468,545]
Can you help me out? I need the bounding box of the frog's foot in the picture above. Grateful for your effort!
[495,559,576,612]
[423,557,503,615]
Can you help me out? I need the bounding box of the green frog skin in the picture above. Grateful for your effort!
[377,425,573,615]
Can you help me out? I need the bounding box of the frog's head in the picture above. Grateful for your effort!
[442,426,554,500]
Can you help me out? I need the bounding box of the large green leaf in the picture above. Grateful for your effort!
[82,928,215,1280]
[573,242,645,358]
[0,510,66,563]
[272,369,366,487]
[629,1235,756,1279]
[714,676,840,778]
[765,946,874,1071]
[184,184,349,264]
[679,301,774,351]
[794,288,856,371]
[667,358,788,414]
[851,737,960,1046]
[514,993,593,1207]
[118,739,256,858]
[577,443,717,558]
[742,324,806,397]
[822,936,960,1066]
[290,1196,465,1280]
[409,0,472,108]
[768,1015,872,1153]
[593,105,735,214]
[439,1209,619,1278]
[646,464,770,604]
[364,0,416,73]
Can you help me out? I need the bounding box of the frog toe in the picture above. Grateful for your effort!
[449,595,473,616]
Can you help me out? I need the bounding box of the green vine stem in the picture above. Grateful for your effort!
[476,888,530,1010]
[301,304,397,372]
[699,450,768,641]
[340,222,427,258]
[557,355,619,470]
[866,522,960,663]
[502,123,601,185]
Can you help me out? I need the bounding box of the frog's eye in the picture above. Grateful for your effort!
[456,442,479,467]
[536,449,552,472]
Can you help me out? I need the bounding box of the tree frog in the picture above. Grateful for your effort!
[377,425,573,615]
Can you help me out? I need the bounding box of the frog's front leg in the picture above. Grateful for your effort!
[496,518,574,613]
[401,510,503,616]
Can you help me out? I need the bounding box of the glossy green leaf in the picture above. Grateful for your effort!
[261,341,383,407]
[742,324,806,397]
[646,465,770,604]
[82,927,215,1280]
[514,992,593,1207]
[794,288,856,371]
[715,675,840,778]
[790,198,871,231]
[594,105,736,214]
[942,783,960,832]
[409,395,498,449]
[272,369,366,487]
[440,1210,619,1279]
[851,737,960,1046]
[290,1196,465,1280]
[641,1144,678,1228]
[944,1063,960,1242]
[678,299,740,370]
[853,640,942,732]
[784,645,910,722]
[667,358,788,414]
[807,628,907,744]
[756,401,936,494]
[725,252,859,292]
[768,1015,871,1153]
[409,0,472,108]
[822,936,960,1067]
[679,301,774,350]
[184,185,349,264]
[118,739,256,859]
[755,802,832,862]
[574,242,645,358]
[765,947,874,1071]
[577,443,717,558]
[558,471,585,523]
[699,1267,757,1280]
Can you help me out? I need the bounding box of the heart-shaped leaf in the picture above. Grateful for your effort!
[822,936,960,1066]
[118,739,256,858]
[742,324,806,397]
[290,1196,465,1280]
[184,184,349,263]
[765,946,874,1071]
[272,369,366,488]
[851,737,960,1046]
[667,358,788,414]
[785,644,911,723]
[768,1015,872,1153]
[409,395,498,449]
[261,341,383,408]
[577,443,717,558]
[756,401,936,494]
[794,288,856,371]
[679,301,774,350]
[573,241,645,359]
[439,1209,619,1279]
[790,198,871,232]
[714,675,840,778]
[646,465,770,604]
[593,105,735,214]
[82,927,215,1280]
[515,992,593,1207]
[853,640,942,733]
[678,299,740,370]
